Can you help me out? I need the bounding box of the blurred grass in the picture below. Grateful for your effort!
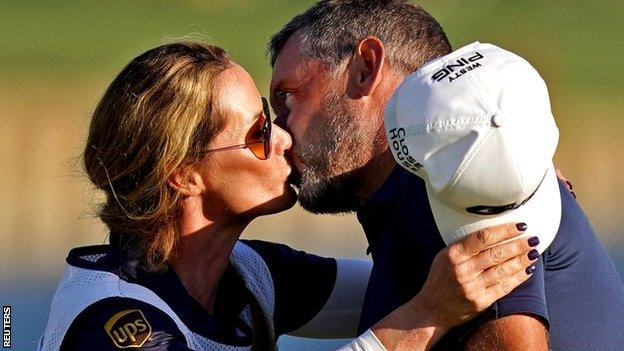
[2,0,623,98]
[0,0,314,91]
[428,1,624,96]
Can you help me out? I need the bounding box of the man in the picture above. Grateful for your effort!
[268,0,624,349]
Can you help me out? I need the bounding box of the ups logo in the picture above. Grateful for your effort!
[104,309,152,348]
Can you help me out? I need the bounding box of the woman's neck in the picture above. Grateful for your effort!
[170,205,250,314]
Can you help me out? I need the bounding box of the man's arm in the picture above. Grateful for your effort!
[463,315,548,351]
[288,258,372,338]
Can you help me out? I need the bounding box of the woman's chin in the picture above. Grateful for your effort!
[268,185,298,213]
[245,185,298,218]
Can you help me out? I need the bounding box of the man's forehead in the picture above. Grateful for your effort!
[271,34,320,90]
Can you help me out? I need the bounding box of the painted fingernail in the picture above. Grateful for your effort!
[528,236,540,247]
[571,191,577,199]
[526,265,536,275]
[516,223,527,231]
[565,180,573,190]
[528,249,539,260]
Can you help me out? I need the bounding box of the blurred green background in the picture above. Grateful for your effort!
[1,1,623,350]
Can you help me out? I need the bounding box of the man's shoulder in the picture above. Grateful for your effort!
[548,180,605,256]
[240,239,336,283]
[358,166,443,246]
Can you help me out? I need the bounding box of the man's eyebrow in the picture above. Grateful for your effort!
[271,62,307,94]
[270,77,287,94]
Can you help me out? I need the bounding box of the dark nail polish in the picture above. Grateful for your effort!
[528,236,540,247]
[516,222,527,231]
[528,249,539,260]
[565,180,573,190]
[571,191,577,199]
[526,265,536,275]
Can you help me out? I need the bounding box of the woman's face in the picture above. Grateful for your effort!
[196,64,297,219]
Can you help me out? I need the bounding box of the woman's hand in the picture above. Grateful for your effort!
[371,222,538,350]
[418,222,537,328]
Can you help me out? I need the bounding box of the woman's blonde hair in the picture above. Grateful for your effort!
[83,42,232,271]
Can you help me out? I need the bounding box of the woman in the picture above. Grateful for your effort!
[37,42,537,351]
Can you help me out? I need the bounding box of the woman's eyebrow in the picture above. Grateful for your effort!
[249,110,264,124]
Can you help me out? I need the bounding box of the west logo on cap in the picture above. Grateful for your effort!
[104,309,152,348]
[385,42,561,252]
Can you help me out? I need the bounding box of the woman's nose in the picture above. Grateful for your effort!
[271,123,292,156]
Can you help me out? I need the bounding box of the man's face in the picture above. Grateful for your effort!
[270,34,383,214]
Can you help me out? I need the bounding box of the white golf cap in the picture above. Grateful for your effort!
[384,42,561,253]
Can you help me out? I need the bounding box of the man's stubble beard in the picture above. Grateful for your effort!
[294,89,383,214]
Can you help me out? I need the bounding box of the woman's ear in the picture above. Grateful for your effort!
[346,36,386,99]
[168,165,203,197]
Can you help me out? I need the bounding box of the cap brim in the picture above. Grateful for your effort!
[426,163,561,253]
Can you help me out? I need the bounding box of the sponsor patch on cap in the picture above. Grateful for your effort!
[104,309,152,348]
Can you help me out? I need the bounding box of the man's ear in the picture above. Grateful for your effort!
[346,36,386,99]
[168,165,203,197]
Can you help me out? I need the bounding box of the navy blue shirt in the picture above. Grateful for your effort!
[357,166,624,350]
[60,240,337,350]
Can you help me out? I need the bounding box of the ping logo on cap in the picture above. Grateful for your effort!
[432,52,484,83]
[104,309,152,348]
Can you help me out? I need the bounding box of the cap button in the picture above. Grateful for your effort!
[491,114,504,127]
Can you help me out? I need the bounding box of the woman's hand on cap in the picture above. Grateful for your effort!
[418,222,538,329]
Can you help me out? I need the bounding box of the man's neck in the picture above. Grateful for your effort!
[353,70,404,206]
[355,148,397,206]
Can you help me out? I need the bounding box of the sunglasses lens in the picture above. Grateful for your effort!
[249,142,267,160]
[246,116,271,160]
